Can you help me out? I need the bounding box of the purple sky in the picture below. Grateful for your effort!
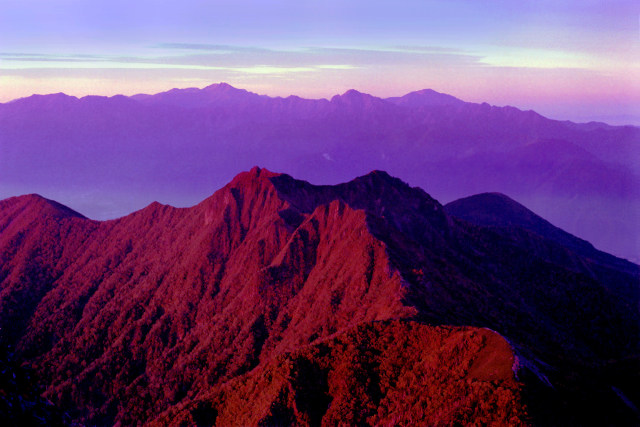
[1,0,638,123]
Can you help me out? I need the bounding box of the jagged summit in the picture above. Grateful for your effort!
[240,165,280,180]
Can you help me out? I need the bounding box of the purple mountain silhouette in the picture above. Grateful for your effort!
[0,83,638,261]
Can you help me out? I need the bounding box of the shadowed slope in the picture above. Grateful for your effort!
[0,346,68,426]
[445,192,638,273]
[445,192,639,306]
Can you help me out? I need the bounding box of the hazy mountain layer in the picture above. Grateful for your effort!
[1,83,638,261]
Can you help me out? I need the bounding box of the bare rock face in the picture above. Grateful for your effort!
[0,168,637,425]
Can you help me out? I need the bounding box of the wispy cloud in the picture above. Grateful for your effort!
[316,65,359,70]
[153,43,266,53]
[0,44,483,74]
[478,48,592,69]
[0,52,109,62]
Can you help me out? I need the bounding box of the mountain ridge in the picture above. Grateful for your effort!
[3,82,631,130]
[1,168,637,425]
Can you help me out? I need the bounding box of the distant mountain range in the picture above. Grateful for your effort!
[0,168,638,425]
[0,83,638,262]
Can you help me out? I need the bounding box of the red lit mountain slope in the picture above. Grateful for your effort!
[160,322,526,426]
[0,168,638,425]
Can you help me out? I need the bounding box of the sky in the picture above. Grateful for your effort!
[1,0,639,123]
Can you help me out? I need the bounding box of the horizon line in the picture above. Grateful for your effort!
[5,81,635,128]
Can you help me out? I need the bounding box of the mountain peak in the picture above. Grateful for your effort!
[342,88,364,97]
[0,194,86,220]
[232,166,281,183]
[330,89,380,104]
[386,88,463,107]
[355,169,401,187]
[203,82,240,92]
[7,92,78,107]
[129,82,262,108]
[444,191,639,275]
[445,192,544,226]
[365,169,393,179]
[201,82,262,99]
[199,166,285,218]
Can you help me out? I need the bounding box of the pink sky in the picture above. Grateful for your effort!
[1,0,638,123]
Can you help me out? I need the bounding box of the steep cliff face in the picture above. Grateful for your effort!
[0,168,637,425]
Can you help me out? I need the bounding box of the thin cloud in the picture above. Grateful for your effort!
[316,65,359,70]
[389,45,466,54]
[0,52,108,61]
[0,57,110,63]
[233,66,315,74]
[0,44,483,71]
[153,43,267,53]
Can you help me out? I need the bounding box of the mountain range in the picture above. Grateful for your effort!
[1,168,638,425]
[0,83,638,262]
